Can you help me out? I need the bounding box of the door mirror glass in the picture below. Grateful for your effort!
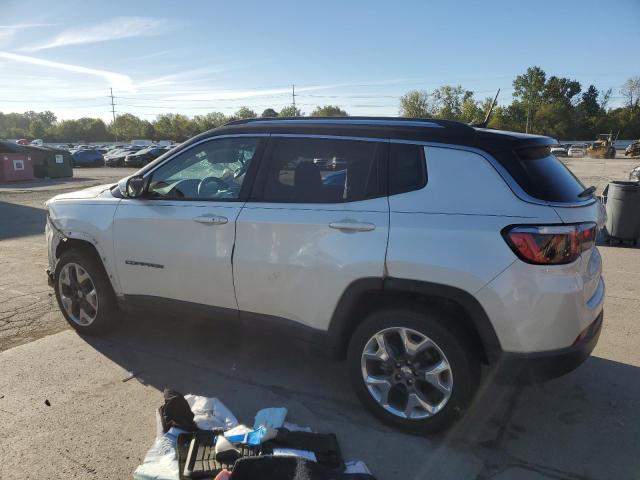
[122,175,145,198]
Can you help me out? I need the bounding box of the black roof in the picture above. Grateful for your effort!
[206,117,557,154]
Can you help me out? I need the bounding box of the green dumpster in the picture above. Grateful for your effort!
[45,147,73,178]
[0,142,73,178]
[22,145,73,178]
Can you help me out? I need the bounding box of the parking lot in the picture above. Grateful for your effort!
[1,158,639,479]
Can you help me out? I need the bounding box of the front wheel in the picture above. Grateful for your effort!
[347,308,480,434]
[54,249,119,335]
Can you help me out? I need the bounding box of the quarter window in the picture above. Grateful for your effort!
[389,143,427,195]
[261,137,383,203]
[147,137,261,200]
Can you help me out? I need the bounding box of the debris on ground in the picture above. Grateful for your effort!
[134,389,374,480]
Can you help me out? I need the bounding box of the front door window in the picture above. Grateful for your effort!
[147,137,261,200]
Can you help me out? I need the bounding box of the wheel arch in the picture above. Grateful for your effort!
[54,237,119,295]
[327,277,503,364]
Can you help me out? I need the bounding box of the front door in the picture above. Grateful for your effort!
[113,136,264,310]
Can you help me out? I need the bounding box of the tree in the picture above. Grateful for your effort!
[48,118,110,142]
[261,108,278,118]
[431,85,468,120]
[192,112,228,133]
[513,66,547,132]
[620,77,640,110]
[153,113,195,141]
[311,105,349,117]
[599,88,612,110]
[279,105,302,117]
[109,113,148,140]
[399,90,432,118]
[461,95,489,124]
[580,85,600,117]
[543,76,581,106]
[29,119,46,139]
[234,107,257,119]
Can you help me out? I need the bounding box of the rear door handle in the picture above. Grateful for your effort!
[329,220,376,232]
[194,214,228,225]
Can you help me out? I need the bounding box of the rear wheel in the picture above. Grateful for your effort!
[54,249,119,335]
[347,308,480,434]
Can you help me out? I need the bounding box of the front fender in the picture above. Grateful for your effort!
[46,199,122,295]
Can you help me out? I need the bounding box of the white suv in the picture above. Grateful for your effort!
[45,118,605,433]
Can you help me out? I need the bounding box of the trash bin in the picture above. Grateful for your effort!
[605,181,640,243]
[23,145,73,178]
[49,147,73,178]
[0,153,34,182]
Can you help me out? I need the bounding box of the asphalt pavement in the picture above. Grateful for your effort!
[0,161,639,479]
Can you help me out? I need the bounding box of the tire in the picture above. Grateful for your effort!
[347,308,480,434]
[54,248,119,335]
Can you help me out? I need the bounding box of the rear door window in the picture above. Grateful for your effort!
[258,137,385,203]
[497,146,585,202]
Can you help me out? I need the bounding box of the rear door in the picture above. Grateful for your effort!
[233,136,389,330]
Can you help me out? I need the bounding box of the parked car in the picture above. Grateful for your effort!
[45,117,604,433]
[71,149,104,167]
[104,150,130,167]
[568,144,587,157]
[630,165,640,182]
[550,144,568,157]
[625,140,640,158]
[105,146,143,167]
[123,146,169,168]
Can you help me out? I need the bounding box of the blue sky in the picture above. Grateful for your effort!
[0,0,638,121]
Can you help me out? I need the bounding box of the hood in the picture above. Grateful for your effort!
[47,183,115,202]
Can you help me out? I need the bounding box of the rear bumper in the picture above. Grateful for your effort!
[495,310,603,384]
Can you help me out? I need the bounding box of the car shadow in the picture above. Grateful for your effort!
[0,201,46,240]
[82,312,640,479]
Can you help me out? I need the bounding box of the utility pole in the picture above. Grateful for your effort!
[292,84,296,114]
[110,88,118,141]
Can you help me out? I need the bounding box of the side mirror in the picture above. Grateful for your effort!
[118,175,145,198]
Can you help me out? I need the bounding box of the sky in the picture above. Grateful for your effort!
[0,0,638,122]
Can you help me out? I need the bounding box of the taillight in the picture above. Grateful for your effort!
[502,223,597,265]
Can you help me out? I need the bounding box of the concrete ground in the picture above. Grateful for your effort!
[0,159,639,479]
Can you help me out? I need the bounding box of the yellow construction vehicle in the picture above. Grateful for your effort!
[587,132,618,159]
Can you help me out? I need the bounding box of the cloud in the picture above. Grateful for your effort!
[20,17,167,52]
[0,23,53,29]
[0,23,54,45]
[0,51,133,90]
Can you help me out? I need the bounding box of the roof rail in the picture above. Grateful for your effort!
[223,116,475,131]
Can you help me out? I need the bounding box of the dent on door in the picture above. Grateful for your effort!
[233,198,389,330]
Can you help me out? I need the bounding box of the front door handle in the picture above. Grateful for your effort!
[194,214,228,225]
[329,220,376,232]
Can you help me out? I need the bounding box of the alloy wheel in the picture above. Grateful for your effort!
[58,262,99,326]
[360,327,453,419]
